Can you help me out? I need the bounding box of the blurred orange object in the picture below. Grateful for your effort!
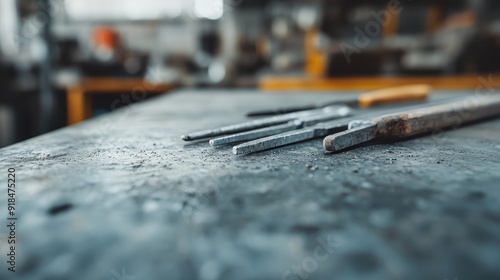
[305,29,327,78]
[93,27,121,51]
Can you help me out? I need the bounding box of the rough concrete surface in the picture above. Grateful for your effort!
[1,89,500,280]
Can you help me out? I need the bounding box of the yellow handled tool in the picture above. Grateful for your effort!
[246,84,432,117]
[358,84,432,108]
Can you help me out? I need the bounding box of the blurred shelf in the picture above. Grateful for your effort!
[259,75,500,91]
[67,77,175,125]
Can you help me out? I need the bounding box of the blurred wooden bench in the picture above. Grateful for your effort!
[259,75,500,91]
[67,78,175,125]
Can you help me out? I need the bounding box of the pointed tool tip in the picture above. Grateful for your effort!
[181,135,191,141]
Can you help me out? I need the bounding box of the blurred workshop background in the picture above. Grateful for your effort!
[0,0,499,148]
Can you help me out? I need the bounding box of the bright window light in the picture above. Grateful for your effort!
[65,0,183,20]
[193,0,224,20]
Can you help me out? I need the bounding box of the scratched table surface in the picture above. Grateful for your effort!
[1,89,500,280]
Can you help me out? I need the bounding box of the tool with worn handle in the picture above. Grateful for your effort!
[324,94,500,152]
[246,84,432,117]
[232,97,463,155]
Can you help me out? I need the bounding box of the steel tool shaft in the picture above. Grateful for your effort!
[324,94,500,152]
[181,106,348,141]
[210,107,351,146]
[232,97,463,155]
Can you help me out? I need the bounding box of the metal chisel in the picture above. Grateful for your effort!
[324,94,500,152]
[188,85,432,146]
[181,105,351,141]
[232,96,464,155]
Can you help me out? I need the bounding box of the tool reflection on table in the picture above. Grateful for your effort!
[247,85,432,117]
[181,85,432,143]
[323,94,500,153]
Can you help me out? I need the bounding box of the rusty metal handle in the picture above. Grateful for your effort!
[373,94,500,139]
[324,94,500,152]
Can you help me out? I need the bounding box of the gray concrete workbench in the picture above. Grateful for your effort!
[1,89,500,280]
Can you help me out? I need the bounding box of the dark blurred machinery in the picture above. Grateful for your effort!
[313,0,500,77]
[228,0,500,77]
